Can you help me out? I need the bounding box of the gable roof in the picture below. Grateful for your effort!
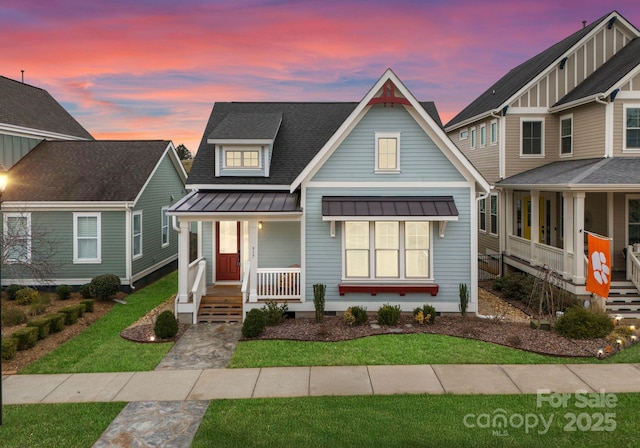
[445,11,635,130]
[4,140,180,202]
[0,76,93,140]
[188,100,444,187]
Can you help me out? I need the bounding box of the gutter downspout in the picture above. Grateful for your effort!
[475,188,492,318]
[125,204,135,290]
[595,95,613,158]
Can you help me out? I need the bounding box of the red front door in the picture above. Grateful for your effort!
[216,221,241,281]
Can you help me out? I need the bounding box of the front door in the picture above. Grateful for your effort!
[523,196,547,243]
[216,221,241,281]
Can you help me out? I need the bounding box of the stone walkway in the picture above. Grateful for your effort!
[92,323,241,447]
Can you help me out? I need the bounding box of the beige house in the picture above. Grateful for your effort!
[445,11,640,318]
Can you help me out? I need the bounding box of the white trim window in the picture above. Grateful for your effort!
[479,124,486,147]
[133,211,143,259]
[459,129,468,140]
[225,149,260,168]
[521,119,544,156]
[470,127,477,149]
[490,194,498,236]
[161,206,169,247]
[490,120,498,145]
[628,195,640,246]
[74,213,101,264]
[479,198,486,232]
[344,221,430,279]
[560,115,573,155]
[375,132,400,172]
[3,213,31,263]
[624,106,640,151]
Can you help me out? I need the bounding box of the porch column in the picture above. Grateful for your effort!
[573,192,586,284]
[530,190,540,265]
[562,191,574,280]
[248,220,259,302]
[177,219,190,303]
[503,189,513,256]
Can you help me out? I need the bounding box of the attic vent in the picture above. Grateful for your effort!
[608,17,617,29]
[559,57,568,70]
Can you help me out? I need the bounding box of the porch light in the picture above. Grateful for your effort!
[616,339,623,346]
[597,349,604,358]
[630,325,636,331]
[258,221,263,230]
[631,335,637,342]
[149,336,155,342]
[615,315,622,325]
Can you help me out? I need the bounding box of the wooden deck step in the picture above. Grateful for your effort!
[198,295,242,323]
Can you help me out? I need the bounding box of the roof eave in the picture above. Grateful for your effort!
[207,138,274,145]
[548,94,604,113]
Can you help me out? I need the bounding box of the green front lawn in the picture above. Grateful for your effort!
[229,333,640,368]
[192,394,640,447]
[21,272,178,374]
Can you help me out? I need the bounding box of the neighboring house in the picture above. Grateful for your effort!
[2,140,188,289]
[445,11,640,317]
[169,69,490,323]
[0,75,94,168]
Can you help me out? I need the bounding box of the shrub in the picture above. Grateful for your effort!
[80,299,95,313]
[343,308,355,326]
[413,304,436,325]
[59,306,80,325]
[79,283,93,299]
[5,284,22,301]
[2,307,28,326]
[377,303,401,326]
[555,306,614,339]
[28,301,49,317]
[45,313,66,333]
[313,284,326,323]
[75,303,86,318]
[16,287,40,306]
[350,306,369,326]
[27,318,51,340]
[261,300,288,326]
[56,284,73,300]
[154,310,179,339]
[2,337,18,360]
[11,327,39,350]
[90,274,121,301]
[493,274,534,302]
[242,309,267,338]
[459,283,469,320]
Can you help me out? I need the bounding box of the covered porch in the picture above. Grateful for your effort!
[168,190,303,323]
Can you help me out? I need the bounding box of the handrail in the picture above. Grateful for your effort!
[241,261,250,302]
[628,247,640,293]
[190,258,207,324]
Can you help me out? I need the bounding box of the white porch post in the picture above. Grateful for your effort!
[503,189,512,256]
[563,191,574,280]
[249,219,259,302]
[530,190,540,265]
[573,192,586,284]
[177,219,190,303]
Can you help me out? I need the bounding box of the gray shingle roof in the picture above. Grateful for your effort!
[4,140,173,202]
[322,196,458,218]
[497,157,640,187]
[188,101,442,186]
[209,112,282,141]
[554,37,640,106]
[445,12,611,129]
[0,76,93,139]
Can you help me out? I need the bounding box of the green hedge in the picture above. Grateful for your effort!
[11,327,39,350]
[59,306,80,325]
[27,318,51,340]
[80,299,95,313]
[45,313,66,333]
[1,337,18,360]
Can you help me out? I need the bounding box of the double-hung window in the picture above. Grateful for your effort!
[74,213,101,263]
[490,194,498,236]
[225,149,259,168]
[470,127,477,149]
[479,198,486,232]
[133,211,142,259]
[521,119,544,156]
[375,132,400,172]
[161,207,169,247]
[479,124,486,147]
[344,221,430,279]
[625,106,640,151]
[4,213,31,263]
[560,115,573,155]
[490,120,498,145]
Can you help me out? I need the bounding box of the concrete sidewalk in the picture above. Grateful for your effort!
[4,363,640,405]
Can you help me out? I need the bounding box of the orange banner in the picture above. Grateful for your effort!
[586,233,611,298]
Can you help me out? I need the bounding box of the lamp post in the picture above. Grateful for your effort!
[0,163,8,425]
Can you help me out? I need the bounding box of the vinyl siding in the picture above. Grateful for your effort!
[217,145,267,177]
[202,221,214,284]
[504,114,560,177]
[448,119,500,184]
[258,221,301,268]
[572,103,606,158]
[131,153,186,279]
[0,134,41,168]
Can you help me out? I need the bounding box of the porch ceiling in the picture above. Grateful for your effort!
[170,190,301,214]
[497,158,640,190]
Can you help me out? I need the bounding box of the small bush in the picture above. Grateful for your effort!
[261,300,288,326]
[343,308,355,326]
[378,303,402,326]
[45,313,66,333]
[242,309,267,338]
[28,301,49,317]
[555,306,614,339]
[90,274,121,301]
[59,306,80,325]
[16,287,40,306]
[56,284,73,300]
[2,307,28,326]
[350,306,369,326]
[80,299,95,313]
[154,310,179,339]
[75,303,86,318]
[5,284,22,301]
[413,304,436,325]
[27,318,51,340]
[11,327,38,350]
[493,274,534,302]
[79,283,93,299]
[2,337,18,360]
[313,284,326,323]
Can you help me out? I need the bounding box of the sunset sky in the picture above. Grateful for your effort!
[2,1,639,153]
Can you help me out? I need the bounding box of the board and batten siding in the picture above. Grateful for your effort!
[258,221,301,268]
[131,153,186,280]
[0,134,41,169]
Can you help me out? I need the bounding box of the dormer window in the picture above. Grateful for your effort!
[225,149,260,168]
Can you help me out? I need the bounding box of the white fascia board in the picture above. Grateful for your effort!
[185,183,290,191]
[0,123,91,141]
[207,138,274,145]
[497,183,640,192]
[1,201,131,211]
[132,142,187,206]
[548,94,603,113]
[444,111,495,133]
[169,212,302,221]
[321,215,459,222]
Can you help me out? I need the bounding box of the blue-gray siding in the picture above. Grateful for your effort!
[202,221,214,284]
[1,134,41,168]
[258,221,301,268]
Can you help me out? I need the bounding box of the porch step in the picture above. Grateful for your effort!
[606,281,640,319]
[198,295,242,323]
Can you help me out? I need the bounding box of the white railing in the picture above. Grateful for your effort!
[507,235,531,261]
[257,267,301,300]
[627,247,640,292]
[534,242,564,273]
[241,261,251,303]
[190,258,207,324]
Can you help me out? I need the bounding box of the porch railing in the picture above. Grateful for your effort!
[627,247,640,292]
[241,261,250,303]
[534,242,564,273]
[175,256,206,323]
[257,267,301,300]
[507,235,531,261]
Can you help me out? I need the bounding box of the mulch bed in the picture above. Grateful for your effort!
[120,323,190,343]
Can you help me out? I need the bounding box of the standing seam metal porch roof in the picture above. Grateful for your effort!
[170,191,302,214]
[322,196,458,218]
